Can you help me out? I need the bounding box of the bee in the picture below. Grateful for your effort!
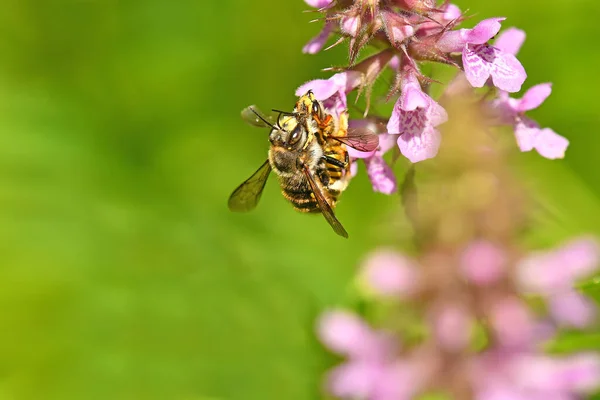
[228,91,378,238]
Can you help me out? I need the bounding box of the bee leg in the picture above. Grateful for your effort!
[322,155,347,168]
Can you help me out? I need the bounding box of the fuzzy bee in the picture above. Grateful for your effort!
[228,91,378,238]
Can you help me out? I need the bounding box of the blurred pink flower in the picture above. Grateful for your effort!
[430,303,472,351]
[318,310,420,400]
[359,249,419,297]
[517,237,599,327]
[489,297,535,348]
[472,351,600,400]
[459,240,507,285]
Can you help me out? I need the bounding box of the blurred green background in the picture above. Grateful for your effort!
[0,0,599,399]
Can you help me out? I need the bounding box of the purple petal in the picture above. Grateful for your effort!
[460,240,507,285]
[317,310,373,356]
[341,15,360,37]
[379,133,398,155]
[534,128,569,159]
[516,83,552,112]
[429,98,449,127]
[401,86,429,111]
[430,304,471,351]
[558,354,600,393]
[348,147,376,159]
[328,361,378,399]
[490,297,534,348]
[514,118,540,152]
[360,249,418,297]
[397,125,441,163]
[516,121,569,159]
[489,51,527,92]
[364,156,397,194]
[303,21,334,54]
[372,361,419,400]
[296,78,339,100]
[549,291,596,328]
[560,237,600,279]
[494,27,526,56]
[463,44,526,92]
[304,0,333,7]
[461,17,505,45]
[443,3,462,21]
[436,30,466,53]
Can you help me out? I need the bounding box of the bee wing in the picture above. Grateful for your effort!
[303,165,349,239]
[228,160,272,212]
[241,105,279,128]
[331,127,379,152]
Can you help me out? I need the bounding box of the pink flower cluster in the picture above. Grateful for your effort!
[300,0,569,193]
[318,238,600,399]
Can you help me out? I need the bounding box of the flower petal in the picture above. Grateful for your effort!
[494,27,526,56]
[303,21,334,54]
[460,240,507,285]
[341,15,360,37]
[443,4,462,21]
[430,304,472,351]
[364,156,397,194]
[397,125,441,163]
[549,291,596,328]
[516,83,552,112]
[560,237,600,279]
[461,17,505,45]
[296,78,339,100]
[328,361,378,399]
[463,44,526,92]
[533,128,569,160]
[317,310,373,356]
[360,249,418,297]
[489,51,527,92]
[514,118,539,152]
[304,0,333,8]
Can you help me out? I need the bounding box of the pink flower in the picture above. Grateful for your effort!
[318,310,420,399]
[494,27,526,57]
[472,351,600,400]
[429,303,472,351]
[438,18,527,92]
[386,69,448,163]
[517,237,600,327]
[304,0,332,8]
[348,123,398,194]
[359,249,419,297]
[296,71,362,118]
[459,240,507,285]
[491,83,569,159]
[303,21,335,54]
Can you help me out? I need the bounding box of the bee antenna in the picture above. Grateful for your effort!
[271,109,296,116]
[249,107,279,130]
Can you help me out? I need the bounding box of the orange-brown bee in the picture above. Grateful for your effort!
[228,91,378,238]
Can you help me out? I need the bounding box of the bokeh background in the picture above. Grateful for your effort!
[0,0,599,399]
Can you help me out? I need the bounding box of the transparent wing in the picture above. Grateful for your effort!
[228,160,272,212]
[303,166,349,238]
[241,105,279,128]
[332,127,379,152]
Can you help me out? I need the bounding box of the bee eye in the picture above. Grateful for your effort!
[312,101,320,115]
[288,126,302,146]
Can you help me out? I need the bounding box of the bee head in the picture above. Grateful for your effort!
[270,116,308,151]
